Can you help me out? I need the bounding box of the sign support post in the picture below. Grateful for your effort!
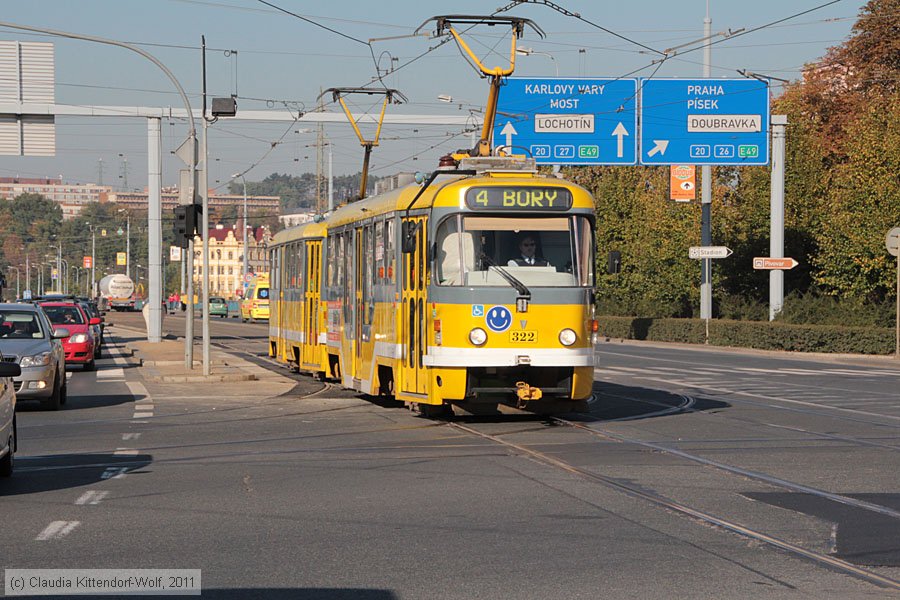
[770,115,788,321]
[700,8,712,322]
[888,227,900,358]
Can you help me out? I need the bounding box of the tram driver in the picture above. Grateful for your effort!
[508,233,549,267]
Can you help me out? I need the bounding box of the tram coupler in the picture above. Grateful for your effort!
[515,382,543,408]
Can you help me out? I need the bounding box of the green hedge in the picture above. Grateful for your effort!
[597,316,896,355]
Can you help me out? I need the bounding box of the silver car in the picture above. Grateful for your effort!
[0,304,68,410]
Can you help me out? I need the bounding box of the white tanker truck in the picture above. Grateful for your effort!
[98,274,137,311]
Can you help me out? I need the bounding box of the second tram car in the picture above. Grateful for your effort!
[269,156,597,415]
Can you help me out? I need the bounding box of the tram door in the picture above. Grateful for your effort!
[301,240,321,368]
[400,216,428,396]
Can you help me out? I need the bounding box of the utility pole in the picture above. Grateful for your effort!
[91,225,96,298]
[126,214,130,280]
[201,36,211,376]
[315,89,327,214]
[700,3,713,321]
[232,173,249,290]
[97,157,104,185]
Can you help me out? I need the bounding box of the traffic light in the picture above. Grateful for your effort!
[174,204,201,248]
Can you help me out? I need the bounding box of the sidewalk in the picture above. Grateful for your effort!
[108,323,296,387]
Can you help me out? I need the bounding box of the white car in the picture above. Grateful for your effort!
[0,354,20,476]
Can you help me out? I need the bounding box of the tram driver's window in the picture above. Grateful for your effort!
[435,216,475,286]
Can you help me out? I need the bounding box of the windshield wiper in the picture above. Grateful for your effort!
[480,253,531,300]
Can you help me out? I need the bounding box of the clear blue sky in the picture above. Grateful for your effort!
[0,0,863,191]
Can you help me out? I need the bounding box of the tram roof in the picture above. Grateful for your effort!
[271,219,327,246]
[324,172,594,229]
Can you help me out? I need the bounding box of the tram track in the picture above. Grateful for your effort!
[446,418,900,592]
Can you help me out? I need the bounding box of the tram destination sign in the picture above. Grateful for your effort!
[494,77,638,166]
[640,78,770,166]
[465,187,573,211]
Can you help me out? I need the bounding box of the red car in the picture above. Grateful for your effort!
[40,302,101,371]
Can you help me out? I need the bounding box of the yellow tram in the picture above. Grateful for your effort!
[269,156,597,415]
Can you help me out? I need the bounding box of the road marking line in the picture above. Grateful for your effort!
[133,412,153,419]
[66,372,73,379]
[126,381,150,402]
[75,490,109,505]
[97,368,125,379]
[101,467,128,480]
[114,448,138,456]
[36,521,80,540]
[122,433,141,441]
[135,403,154,410]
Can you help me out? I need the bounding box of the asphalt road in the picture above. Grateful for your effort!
[2,312,899,599]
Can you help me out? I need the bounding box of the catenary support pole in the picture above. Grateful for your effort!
[769,115,787,321]
[147,117,163,342]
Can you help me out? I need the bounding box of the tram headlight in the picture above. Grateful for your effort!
[468,327,487,346]
[558,328,577,346]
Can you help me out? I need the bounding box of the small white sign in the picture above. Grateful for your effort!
[886,227,900,258]
[535,114,594,133]
[689,246,733,259]
[687,114,761,133]
[169,246,182,262]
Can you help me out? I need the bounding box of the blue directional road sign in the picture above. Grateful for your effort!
[640,78,770,166]
[494,77,637,165]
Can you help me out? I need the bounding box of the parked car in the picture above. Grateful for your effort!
[39,301,100,371]
[0,303,68,410]
[209,297,229,318]
[0,352,20,476]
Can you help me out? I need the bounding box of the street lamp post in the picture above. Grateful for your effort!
[6,266,20,298]
[231,173,249,293]
[117,209,130,280]
[60,259,69,294]
[85,222,97,298]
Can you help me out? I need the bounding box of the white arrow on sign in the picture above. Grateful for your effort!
[647,139,669,158]
[611,122,629,158]
[500,121,518,148]
[689,246,733,259]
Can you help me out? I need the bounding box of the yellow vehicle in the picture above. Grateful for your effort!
[240,273,270,323]
[267,222,328,376]
[269,156,597,416]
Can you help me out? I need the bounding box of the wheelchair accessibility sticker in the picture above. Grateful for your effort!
[471,304,484,318]
[485,306,512,333]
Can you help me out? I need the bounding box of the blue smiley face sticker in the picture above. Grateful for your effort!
[485,305,512,333]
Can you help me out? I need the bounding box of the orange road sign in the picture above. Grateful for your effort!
[753,257,799,270]
[83,256,92,269]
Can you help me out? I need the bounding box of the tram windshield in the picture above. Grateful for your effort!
[435,215,593,287]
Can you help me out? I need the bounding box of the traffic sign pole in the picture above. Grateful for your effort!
[700,9,712,324]
[770,115,788,321]
[889,227,900,358]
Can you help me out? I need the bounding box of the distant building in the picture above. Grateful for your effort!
[190,224,272,298]
[107,188,280,215]
[0,177,112,219]
[374,172,416,195]
[279,211,315,228]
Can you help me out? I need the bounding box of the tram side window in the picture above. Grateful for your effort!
[375,220,385,283]
[327,236,336,288]
[385,219,395,284]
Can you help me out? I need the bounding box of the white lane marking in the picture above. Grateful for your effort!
[126,381,150,401]
[133,412,153,419]
[101,467,128,480]
[66,372,73,379]
[75,490,109,505]
[35,521,80,541]
[122,433,141,441]
[637,376,900,422]
[97,368,125,379]
[135,403,154,410]
[114,448,138,456]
